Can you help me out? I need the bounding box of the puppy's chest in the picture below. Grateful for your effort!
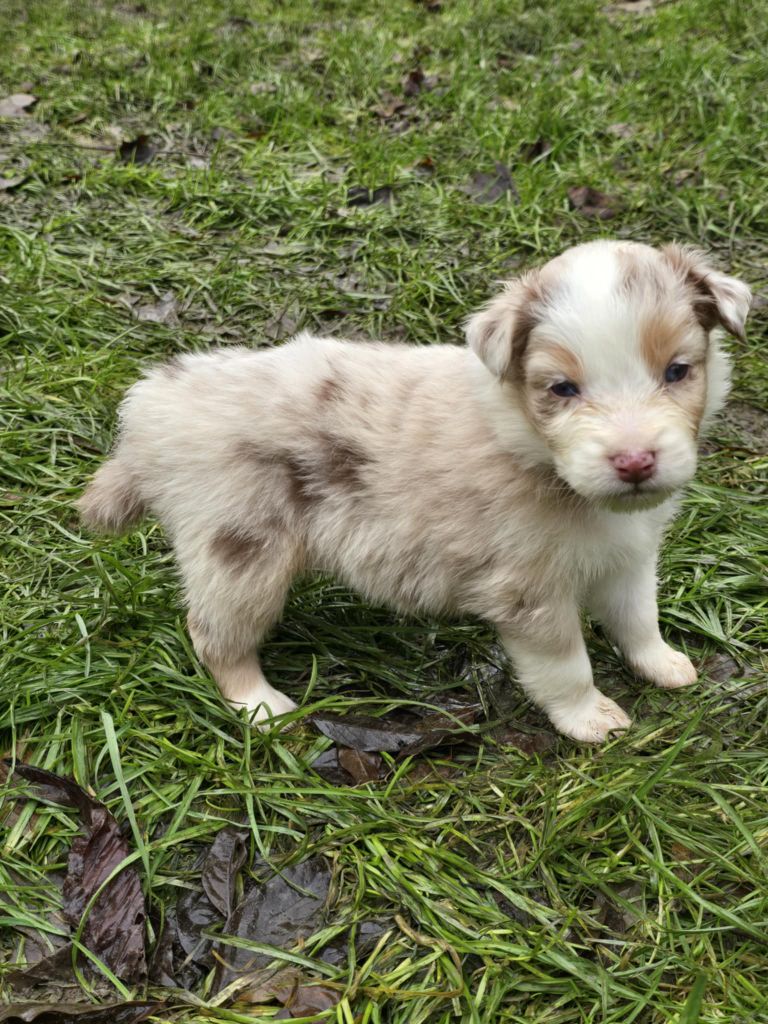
[491,506,657,584]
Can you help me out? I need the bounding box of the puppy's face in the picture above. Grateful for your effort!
[467,241,751,509]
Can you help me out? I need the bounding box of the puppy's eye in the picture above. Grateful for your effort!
[664,362,690,384]
[550,381,581,398]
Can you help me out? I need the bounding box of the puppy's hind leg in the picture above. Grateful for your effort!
[180,525,303,728]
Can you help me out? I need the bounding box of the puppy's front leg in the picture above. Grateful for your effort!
[588,557,696,689]
[497,604,631,743]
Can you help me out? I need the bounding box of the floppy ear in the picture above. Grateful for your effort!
[661,244,752,342]
[464,274,542,379]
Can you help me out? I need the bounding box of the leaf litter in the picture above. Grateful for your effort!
[3,762,147,993]
[459,163,519,204]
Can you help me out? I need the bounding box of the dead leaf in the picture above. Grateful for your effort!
[202,827,248,918]
[311,705,481,757]
[235,966,303,1004]
[337,747,384,783]
[263,299,301,341]
[0,1004,161,1024]
[593,883,644,933]
[412,156,436,177]
[134,292,179,326]
[214,857,331,991]
[701,654,742,684]
[670,842,705,881]
[174,887,219,965]
[283,984,340,1017]
[606,122,635,138]
[459,163,519,205]
[0,94,37,118]
[567,185,621,219]
[0,174,27,191]
[319,918,392,966]
[519,139,552,162]
[346,185,394,207]
[401,68,438,96]
[493,727,557,755]
[117,135,156,165]
[4,763,147,987]
[372,93,408,120]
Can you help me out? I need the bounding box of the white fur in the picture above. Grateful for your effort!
[78,240,750,741]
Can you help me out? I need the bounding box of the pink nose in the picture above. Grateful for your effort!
[610,450,656,484]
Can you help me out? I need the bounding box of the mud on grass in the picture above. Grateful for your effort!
[1,0,767,1021]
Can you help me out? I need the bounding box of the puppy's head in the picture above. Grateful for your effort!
[466,240,751,510]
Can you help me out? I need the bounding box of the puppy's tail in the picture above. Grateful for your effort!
[77,455,146,534]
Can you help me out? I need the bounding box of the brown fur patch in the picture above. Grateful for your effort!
[661,244,723,334]
[318,433,370,489]
[527,341,583,386]
[233,435,370,511]
[640,308,701,377]
[317,376,345,404]
[210,527,265,571]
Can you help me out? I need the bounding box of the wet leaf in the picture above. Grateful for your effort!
[0,1004,161,1024]
[311,705,481,756]
[6,763,147,987]
[117,135,156,165]
[214,857,331,991]
[319,918,392,966]
[702,653,742,684]
[459,163,518,205]
[134,292,180,326]
[493,727,557,756]
[235,966,303,1004]
[283,984,340,1017]
[337,747,384,784]
[202,827,248,917]
[567,185,621,219]
[346,185,393,207]
[0,93,37,118]
[175,887,219,963]
[309,747,351,787]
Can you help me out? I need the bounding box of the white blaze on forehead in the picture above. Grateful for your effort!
[534,242,670,391]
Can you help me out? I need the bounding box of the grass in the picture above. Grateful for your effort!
[1,0,767,1020]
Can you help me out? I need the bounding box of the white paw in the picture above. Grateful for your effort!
[631,643,697,690]
[548,689,632,743]
[232,686,298,729]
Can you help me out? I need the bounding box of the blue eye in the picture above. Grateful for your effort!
[550,381,581,398]
[665,363,690,383]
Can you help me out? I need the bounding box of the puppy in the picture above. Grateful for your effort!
[78,240,751,741]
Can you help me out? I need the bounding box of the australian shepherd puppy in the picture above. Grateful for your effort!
[79,240,751,741]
